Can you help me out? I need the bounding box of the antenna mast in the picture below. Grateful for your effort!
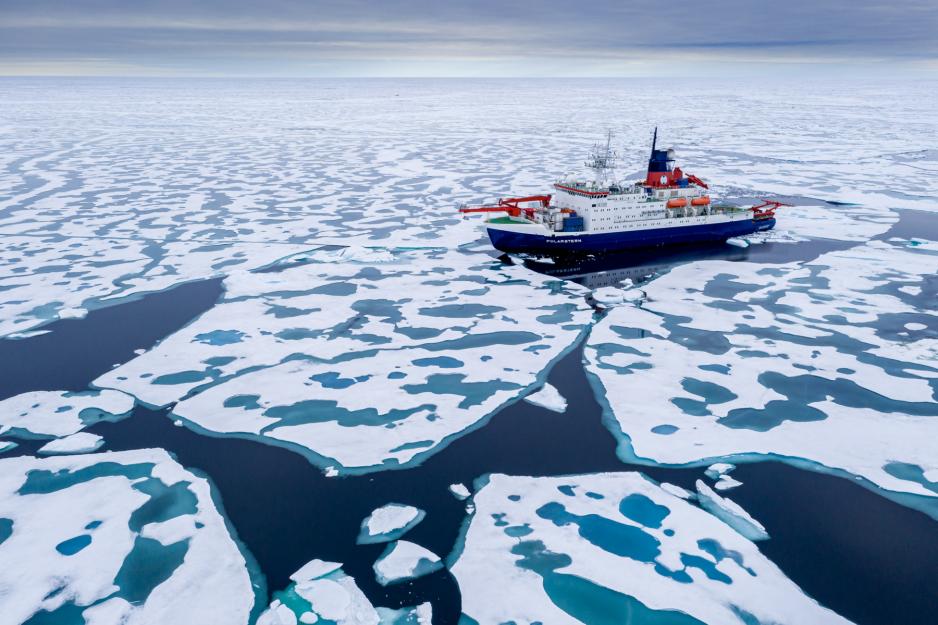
[585,129,617,186]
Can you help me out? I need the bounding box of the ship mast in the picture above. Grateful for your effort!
[585,130,617,187]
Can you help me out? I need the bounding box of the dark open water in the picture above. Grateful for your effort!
[2,212,937,624]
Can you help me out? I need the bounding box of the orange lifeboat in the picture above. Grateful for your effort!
[666,198,687,209]
[691,196,711,206]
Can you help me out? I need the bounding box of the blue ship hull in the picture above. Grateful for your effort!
[488,218,775,255]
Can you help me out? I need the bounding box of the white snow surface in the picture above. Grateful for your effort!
[96,248,591,473]
[37,432,104,455]
[586,239,938,501]
[451,472,851,625]
[259,560,432,625]
[0,389,135,439]
[0,449,257,625]
[695,480,769,541]
[360,503,424,542]
[373,541,443,586]
[0,79,932,340]
[449,483,471,500]
[523,383,568,413]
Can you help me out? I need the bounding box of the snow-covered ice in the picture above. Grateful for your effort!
[259,557,433,624]
[373,540,443,586]
[37,432,105,455]
[523,383,568,413]
[449,483,471,500]
[0,449,258,624]
[358,503,425,544]
[586,239,938,509]
[695,480,769,541]
[0,389,135,440]
[96,248,592,473]
[451,473,850,624]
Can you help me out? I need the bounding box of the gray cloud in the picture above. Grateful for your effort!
[1,0,936,75]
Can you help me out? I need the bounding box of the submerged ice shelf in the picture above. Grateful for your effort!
[451,472,850,625]
[96,247,592,473]
[585,239,938,510]
[0,449,259,625]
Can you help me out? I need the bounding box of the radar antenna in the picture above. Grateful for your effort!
[585,130,617,187]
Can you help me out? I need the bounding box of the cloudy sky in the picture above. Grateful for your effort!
[1,0,936,76]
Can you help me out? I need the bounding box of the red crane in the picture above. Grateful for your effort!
[458,195,551,218]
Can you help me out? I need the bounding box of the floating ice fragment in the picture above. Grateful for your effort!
[696,480,768,541]
[377,602,433,624]
[453,473,845,624]
[358,503,426,544]
[291,559,343,584]
[585,242,938,509]
[0,389,135,439]
[37,432,104,455]
[714,475,743,491]
[659,482,694,500]
[523,383,567,413]
[704,463,736,480]
[905,322,927,331]
[726,237,749,248]
[449,483,471,500]
[373,541,443,586]
[99,249,591,474]
[0,441,17,455]
[0,450,257,624]
[58,306,88,320]
[324,466,339,478]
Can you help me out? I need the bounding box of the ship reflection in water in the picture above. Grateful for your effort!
[516,241,749,290]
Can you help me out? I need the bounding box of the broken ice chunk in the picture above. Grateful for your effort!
[696,480,768,541]
[373,541,443,586]
[449,483,471,500]
[523,383,567,413]
[37,432,104,455]
[358,503,425,544]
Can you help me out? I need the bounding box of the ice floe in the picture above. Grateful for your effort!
[449,483,471,500]
[373,540,443,586]
[259,557,433,625]
[523,382,568,413]
[586,239,938,510]
[695,480,768,541]
[37,432,104,455]
[451,472,850,624]
[0,389,135,440]
[0,449,258,624]
[358,503,425,544]
[96,248,591,473]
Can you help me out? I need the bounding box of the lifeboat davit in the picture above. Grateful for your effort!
[691,196,711,206]
[666,198,687,208]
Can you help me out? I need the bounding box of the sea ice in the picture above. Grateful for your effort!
[449,483,471,500]
[373,540,443,586]
[258,558,432,625]
[705,463,736,480]
[358,503,425,544]
[0,389,135,439]
[523,383,568,413]
[585,240,938,509]
[451,473,850,624]
[37,432,104,455]
[0,449,258,624]
[96,248,592,473]
[695,480,768,541]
